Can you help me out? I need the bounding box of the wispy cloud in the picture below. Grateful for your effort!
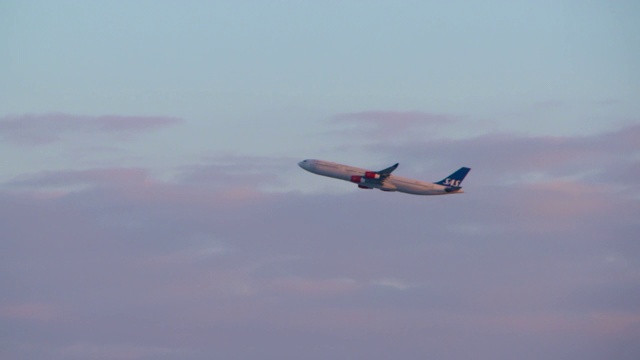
[0,303,60,321]
[330,111,455,139]
[0,113,182,145]
[178,155,296,187]
[5,168,150,189]
[269,277,360,296]
[370,278,415,290]
[57,343,177,360]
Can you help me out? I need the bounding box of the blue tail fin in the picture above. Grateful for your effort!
[435,167,471,187]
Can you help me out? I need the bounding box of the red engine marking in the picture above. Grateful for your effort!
[364,171,380,179]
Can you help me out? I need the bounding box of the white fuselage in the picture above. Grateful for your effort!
[298,159,463,195]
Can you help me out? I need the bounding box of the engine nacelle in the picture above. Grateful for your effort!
[364,171,380,179]
[350,175,364,183]
[358,185,372,189]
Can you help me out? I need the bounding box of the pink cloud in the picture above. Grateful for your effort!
[3,163,282,213]
[589,312,640,337]
[518,180,615,218]
[1,149,638,359]
[6,168,151,189]
[473,311,640,339]
[58,343,175,359]
[0,303,60,321]
[0,113,182,145]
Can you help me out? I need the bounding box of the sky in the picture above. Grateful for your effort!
[1,1,639,359]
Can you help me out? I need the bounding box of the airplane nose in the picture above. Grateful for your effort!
[298,160,312,171]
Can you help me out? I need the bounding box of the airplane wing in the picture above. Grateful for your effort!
[377,163,398,178]
[358,163,399,183]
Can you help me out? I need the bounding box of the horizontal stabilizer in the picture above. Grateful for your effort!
[444,186,462,193]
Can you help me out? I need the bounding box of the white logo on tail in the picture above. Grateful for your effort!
[444,178,461,186]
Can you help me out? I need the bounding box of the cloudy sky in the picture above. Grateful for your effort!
[1,1,639,359]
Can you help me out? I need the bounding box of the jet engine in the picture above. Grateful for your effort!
[350,175,364,183]
[364,171,380,179]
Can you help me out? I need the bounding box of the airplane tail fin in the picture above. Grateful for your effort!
[435,167,471,187]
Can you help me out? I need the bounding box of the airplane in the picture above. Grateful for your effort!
[298,159,470,195]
